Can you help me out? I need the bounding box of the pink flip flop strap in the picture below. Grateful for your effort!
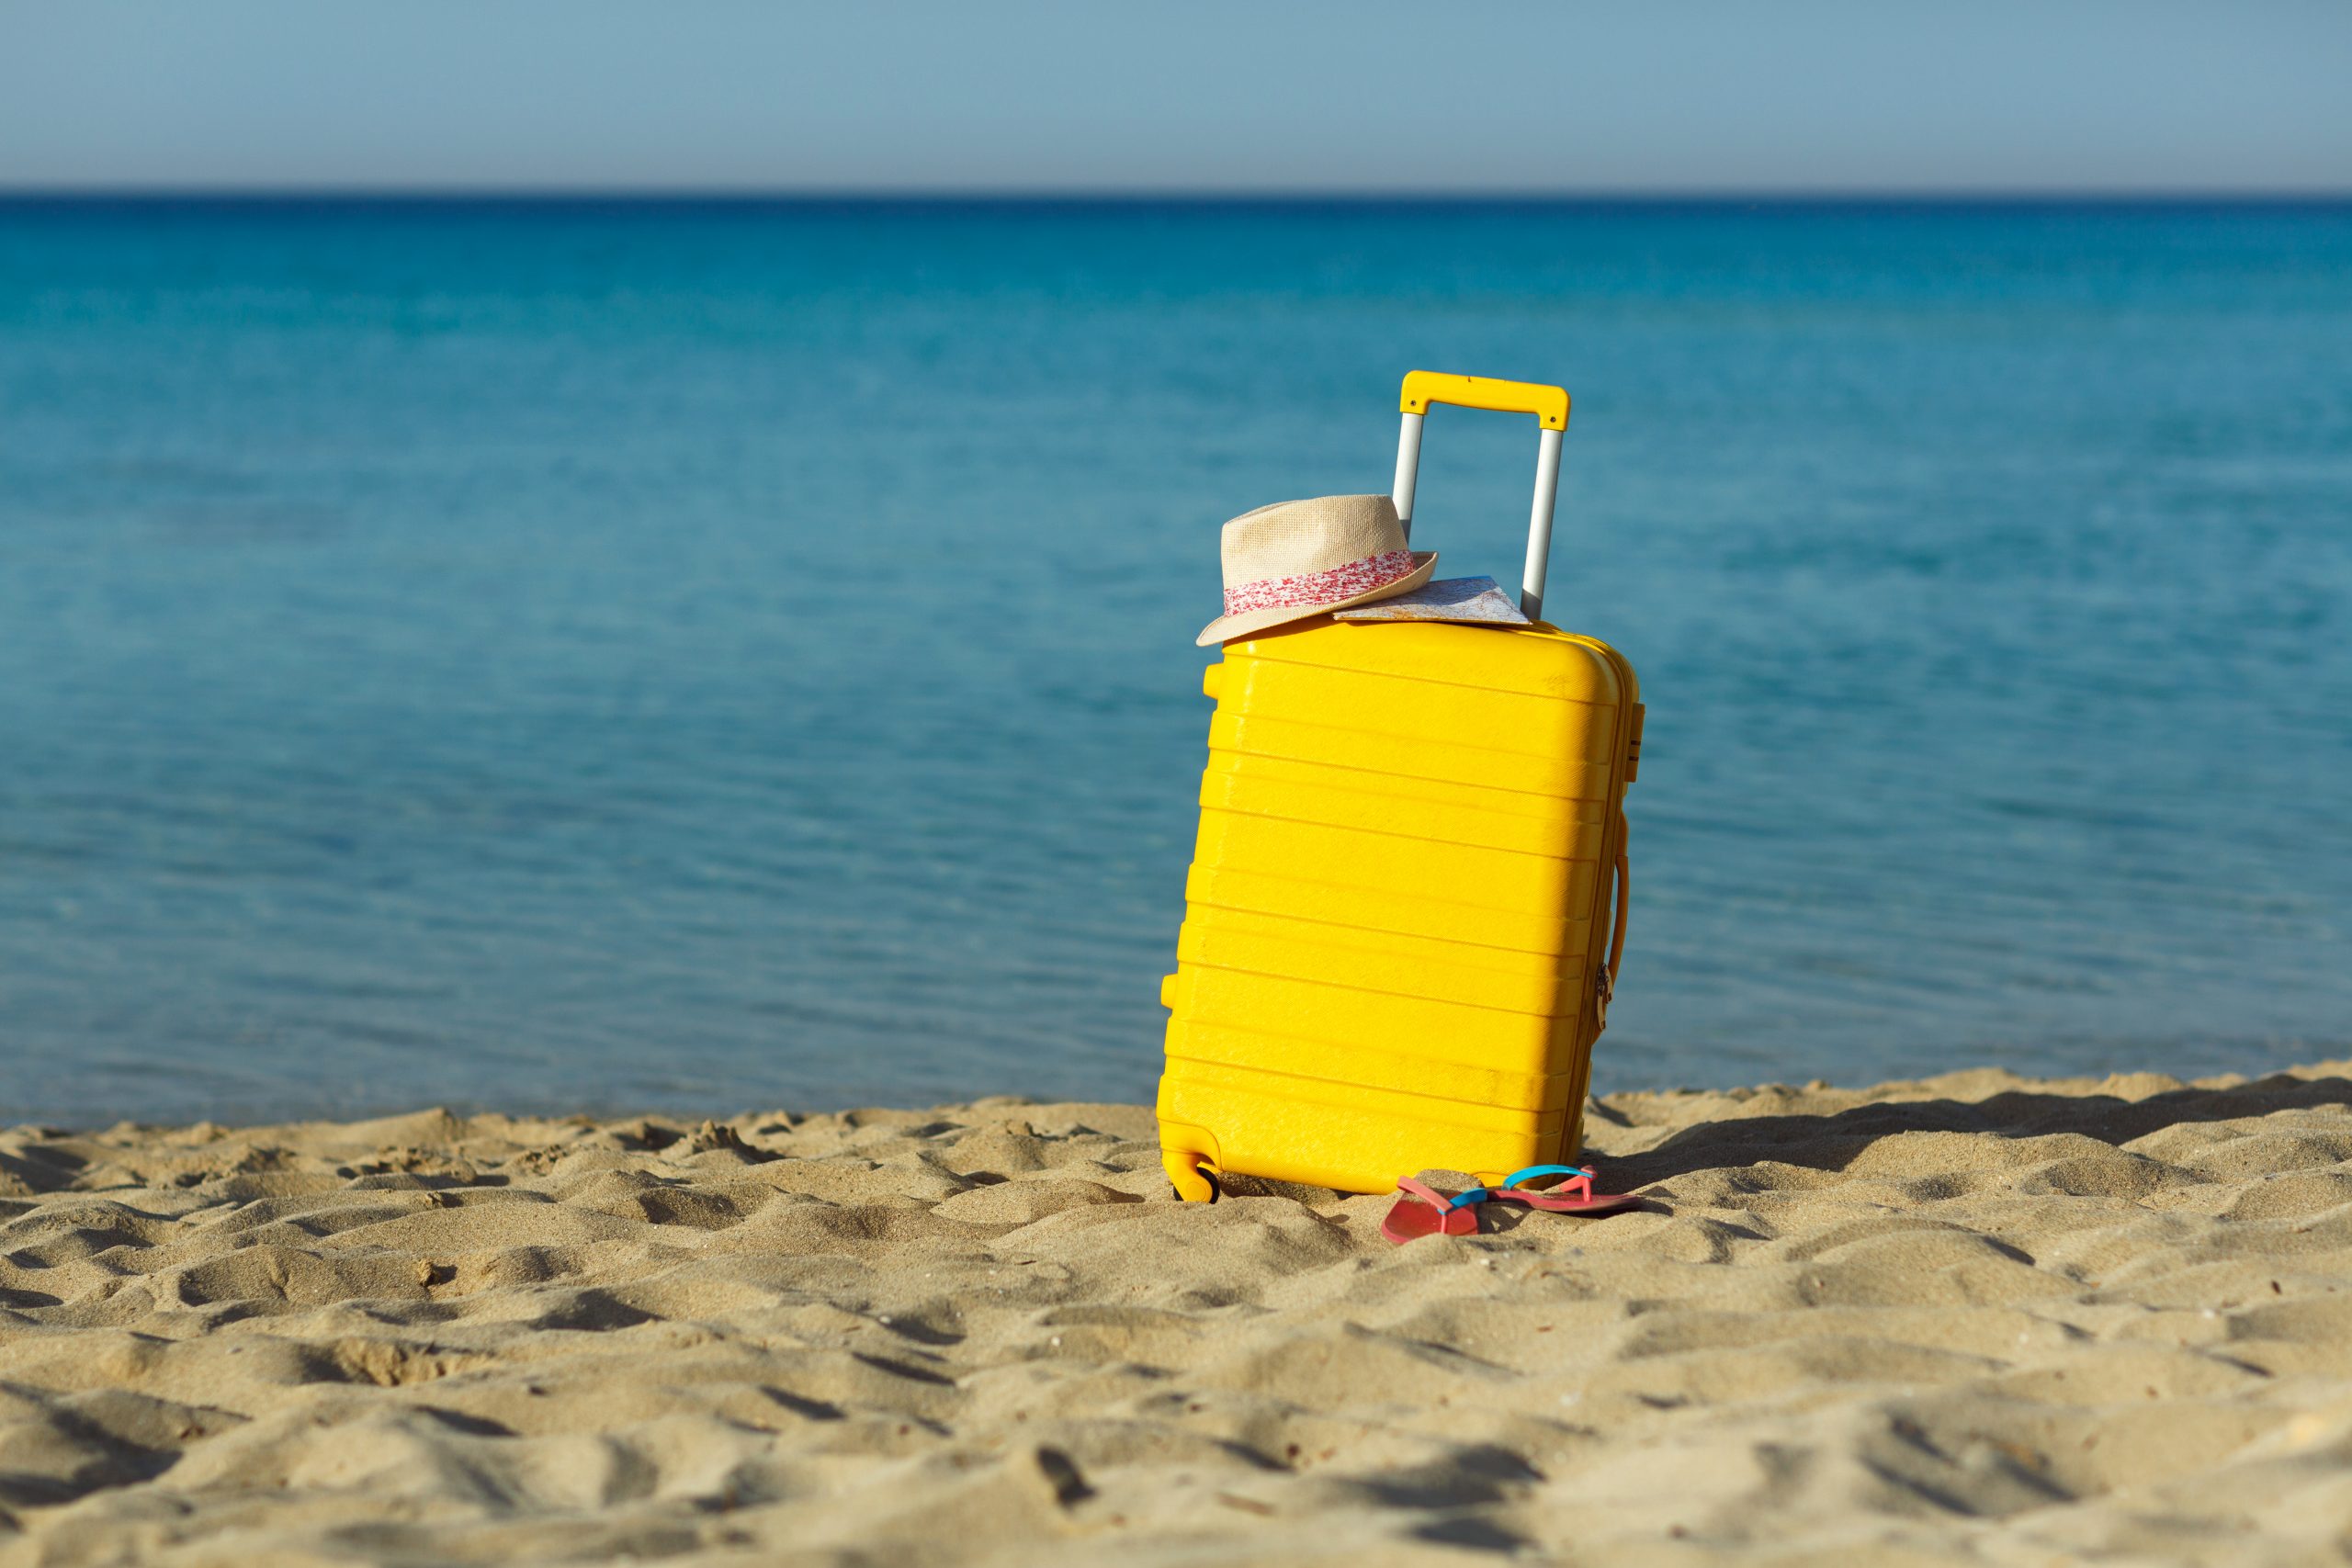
[1396,1177,1488,1213]
[1394,1176,1453,1211]
[1392,1170,1486,1222]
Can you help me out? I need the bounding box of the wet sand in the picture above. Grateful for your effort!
[8,1061,2352,1565]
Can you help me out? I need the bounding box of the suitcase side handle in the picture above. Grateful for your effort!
[1391,371,1572,621]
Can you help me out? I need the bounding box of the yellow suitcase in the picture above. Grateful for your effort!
[1159,372,1643,1201]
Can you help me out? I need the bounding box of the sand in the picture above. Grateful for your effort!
[8,1065,2352,1566]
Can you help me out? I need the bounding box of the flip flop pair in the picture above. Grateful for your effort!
[1379,1164,1645,1245]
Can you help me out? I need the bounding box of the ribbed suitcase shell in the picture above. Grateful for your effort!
[1157,614,1641,1199]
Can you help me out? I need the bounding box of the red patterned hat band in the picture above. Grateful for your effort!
[1222,548,1419,616]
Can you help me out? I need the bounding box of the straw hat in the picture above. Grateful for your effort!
[1197,494,1436,646]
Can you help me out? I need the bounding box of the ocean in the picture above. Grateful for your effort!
[3,197,2348,1124]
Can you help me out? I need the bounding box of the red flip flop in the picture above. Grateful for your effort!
[1381,1177,1490,1244]
[1489,1164,1647,1217]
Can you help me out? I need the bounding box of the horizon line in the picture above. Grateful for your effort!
[3,186,2349,208]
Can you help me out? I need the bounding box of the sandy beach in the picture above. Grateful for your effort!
[6,1063,2352,1565]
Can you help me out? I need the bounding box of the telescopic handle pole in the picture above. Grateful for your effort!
[1388,371,1571,622]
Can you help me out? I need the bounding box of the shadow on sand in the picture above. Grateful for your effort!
[1598,1070,2352,1189]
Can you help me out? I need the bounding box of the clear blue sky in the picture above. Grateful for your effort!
[5,0,2348,194]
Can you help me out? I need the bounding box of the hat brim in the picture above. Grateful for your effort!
[1196,552,1438,648]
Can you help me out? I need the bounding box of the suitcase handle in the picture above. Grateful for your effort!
[1390,371,1571,621]
[1596,818,1630,1032]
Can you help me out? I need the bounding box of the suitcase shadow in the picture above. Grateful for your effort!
[1588,1071,2352,1190]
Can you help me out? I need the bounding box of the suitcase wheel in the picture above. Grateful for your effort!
[1165,1154,1220,1204]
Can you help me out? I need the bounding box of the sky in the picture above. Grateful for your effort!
[4,1,2349,195]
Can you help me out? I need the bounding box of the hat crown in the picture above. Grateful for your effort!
[1197,492,1433,647]
[1220,494,1408,589]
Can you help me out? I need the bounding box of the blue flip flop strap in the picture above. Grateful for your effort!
[1500,1164,1592,1190]
[1448,1187,1491,1210]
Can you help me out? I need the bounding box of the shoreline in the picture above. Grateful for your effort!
[6,1060,2352,1563]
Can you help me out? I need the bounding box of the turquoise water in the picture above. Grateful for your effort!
[4,198,2349,1123]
